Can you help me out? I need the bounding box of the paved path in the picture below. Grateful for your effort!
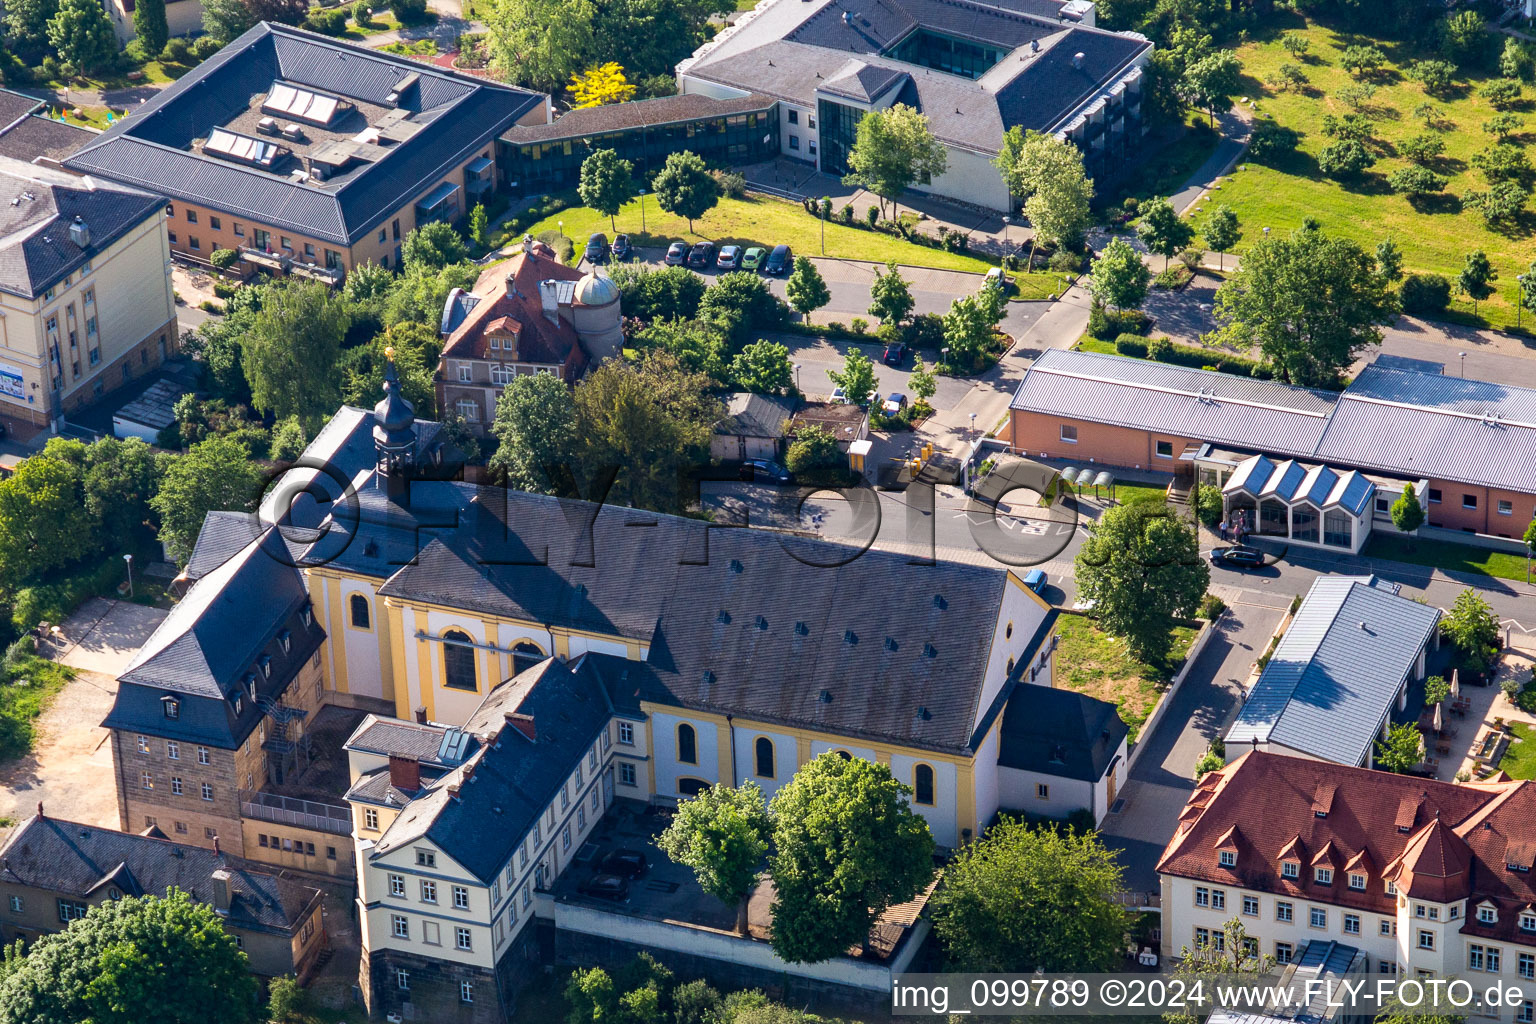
[1099,598,1286,894]
[1169,107,1254,216]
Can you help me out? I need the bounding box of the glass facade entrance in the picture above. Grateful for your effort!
[817,98,863,177]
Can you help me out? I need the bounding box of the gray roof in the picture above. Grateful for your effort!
[1313,363,1536,493]
[104,529,326,748]
[1227,575,1441,766]
[0,156,163,299]
[1224,455,1375,517]
[66,22,542,246]
[1010,349,1341,458]
[0,815,321,935]
[680,0,1148,155]
[345,714,478,767]
[716,391,796,438]
[0,112,95,166]
[997,679,1126,783]
[502,92,775,145]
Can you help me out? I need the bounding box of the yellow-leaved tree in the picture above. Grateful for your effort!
[569,62,636,108]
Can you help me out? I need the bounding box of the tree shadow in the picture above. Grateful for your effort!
[1407,192,1463,214]
[1340,171,1395,196]
[1360,102,1401,122]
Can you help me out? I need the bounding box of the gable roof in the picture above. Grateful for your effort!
[439,251,587,372]
[716,392,797,439]
[502,92,775,145]
[1227,575,1441,766]
[0,814,321,934]
[0,156,163,299]
[65,22,542,246]
[997,682,1126,783]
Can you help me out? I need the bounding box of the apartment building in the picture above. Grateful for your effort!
[0,156,175,429]
[1158,751,1536,1022]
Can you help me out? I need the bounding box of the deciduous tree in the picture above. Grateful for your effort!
[578,148,636,232]
[1199,204,1239,271]
[940,293,995,368]
[651,150,719,232]
[1376,722,1425,774]
[1442,589,1500,675]
[150,435,265,564]
[1457,249,1496,314]
[1182,50,1241,127]
[1075,501,1209,662]
[47,0,116,74]
[401,220,470,271]
[570,61,636,107]
[827,347,877,406]
[995,129,1093,266]
[489,370,580,494]
[3,0,59,62]
[1088,237,1150,312]
[240,280,347,430]
[698,271,785,350]
[658,783,772,934]
[1137,196,1194,271]
[485,0,595,91]
[867,260,914,326]
[0,449,92,583]
[1390,483,1425,537]
[729,339,794,395]
[842,104,947,221]
[767,754,934,964]
[784,256,830,324]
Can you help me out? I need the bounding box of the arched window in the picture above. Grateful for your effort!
[834,749,852,761]
[443,631,477,691]
[678,777,709,797]
[914,764,935,806]
[512,641,546,675]
[755,737,775,779]
[349,594,370,630]
[677,723,698,765]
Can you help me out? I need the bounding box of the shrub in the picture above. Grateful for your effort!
[838,204,853,225]
[710,169,747,199]
[1388,165,1448,198]
[1317,139,1374,179]
[190,35,222,60]
[305,8,349,34]
[1048,249,1081,273]
[849,316,868,334]
[212,281,237,300]
[535,229,574,263]
[865,204,879,227]
[160,37,191,64]
[1113,334,1148,357]
[1400,273,1452,314]
[1198,591,1227,619]
[352,0,372,23]
[784,424,842,474]
[1197,487,1223,529]
[389,0,428,21]
[904,312,945,351]
[1247,119,1300,164]
[209,248,238,270]
[1146,336,1173,361]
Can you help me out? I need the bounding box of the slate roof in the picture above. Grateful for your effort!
[65,22,542,246]
[680,0,1148,155]
[439,251,588,374]
[716,392,797,439]
[346,714,477,766]
[502,92,775,144]
[1158,752,1536,936]
[1226,576,1440,767]
[0,156,164,299]
[0,814,321,935]
[997,682,1126,783]
[104,528,326,748]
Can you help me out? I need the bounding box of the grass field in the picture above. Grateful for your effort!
[1215,16,1536,330]
[1500,722,1536,779]
[520,192,1007,275]
[0,653,73,764]
[1362,532,1532,582]
[1053,612,1199,741]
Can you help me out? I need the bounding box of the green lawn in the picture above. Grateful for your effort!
[341,11,416,39]
[1362,532,1532,582]
[1075,335,1118,354]
[1500,723,1536,780]
[520,192,1002,274]
[1052,612,1200,741]
[1215,16,1536,330]
[0,653,73,764]
[380,38,438,56]
[1010,272,1075,301]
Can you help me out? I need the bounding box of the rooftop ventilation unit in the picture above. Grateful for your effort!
[68,216,90,249]
[1072,51,1085,69]
[387,72,420,107]
[280,123,304,141]
[256,116,279,135]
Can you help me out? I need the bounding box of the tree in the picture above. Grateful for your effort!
[867,260,915,326]
[784,256,830,323]
[1165,919,1275,1024]
[1481,77,1522,109]
[240,280,347,430]
[1088,237,1151,312]
[994,129,1094,264]
[1409,58,1457,96]
[47,0,116,74]
[941,293,995,369]
[931,818,1128,972]
[827,348,877,406]
[1520,260,1536,323]
[729,339,794,394]
[1321,112,1374,143]
[1376,721,1425,774]
[1375,238,1404,283]
[841,104,947,221]
[569,61,636,107]
[608,264,705,322]
[671,980,722,1024]
[1390,483,1426,537]
[1467,180,1530,226]
[1137,197,1194,271]
[1247,119,1300,164]
[784,424,841,474]
[1194,749,1225,780]
[1199,204,1239,271]
[1441,9,1488,68]
[909,357,937,405]
[1400,133,1446,166]
[1484,112,1525,141]
[401,220,470,271]
[133,0,169,58]
[340,332,436,417]
[1317,139,1375,179]
[1458,249,1496,314]
[468,203,489,249]
[634,318,726,381]
[488,370,579,494]
[485,0,596,91]
[767,754,935,964]
[650,150,719,232]
[1504,36,1535,81]
[658,783,772,935]
[564,966,616,1024]
[1471,142,1530,183]
[384,261,479,327]
[202,0,305,42]
[77,436,161,550]
[1281,32,1310,60]
[1271,64,1307,92]
[1341,43,1386,78]
[1389,165,1448,200]
[151,435,265,564]
[4,0,59,61]
[0,451,93,582]
[697,272,786,350]
[1442,589,1500,675]
[577,148,637,233]
[1182,50,1241,127]
[1214,224,1397,387]
[1425,675,1450,708]
[0,890,259,1023]
[1075,501,1209,662]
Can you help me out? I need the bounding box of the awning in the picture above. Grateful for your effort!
[415,180,461,212]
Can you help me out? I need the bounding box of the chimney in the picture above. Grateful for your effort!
[414,706,428,725]
[35,802,43,820]
[388,754,422,793]
[210,868,233,914]
[1072,51,1085,69]
[504,711,536,742]
[212,835,222,859]
[68,215,90,249]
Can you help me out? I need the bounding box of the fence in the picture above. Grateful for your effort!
[239,790,352,836]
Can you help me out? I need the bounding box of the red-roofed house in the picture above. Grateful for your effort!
[435,244,623,431]
[1157,750,1536,1016]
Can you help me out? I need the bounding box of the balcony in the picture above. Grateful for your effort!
[239,789,352,836]
[238,247,343,286]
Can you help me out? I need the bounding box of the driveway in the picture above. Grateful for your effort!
[1098,597,1286,895]
[0,599,166,829]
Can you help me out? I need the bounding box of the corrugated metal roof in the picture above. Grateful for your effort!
[1227,575,1441,766]
[1010,349,1339,457]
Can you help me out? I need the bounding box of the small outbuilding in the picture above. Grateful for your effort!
[711,392,797,462]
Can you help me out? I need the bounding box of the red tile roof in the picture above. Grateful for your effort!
[1158,751,1536,944]
[440,250,588,378]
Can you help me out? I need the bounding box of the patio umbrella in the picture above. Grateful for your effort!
[1433,701,1443,734]
[1451,670,1460,699]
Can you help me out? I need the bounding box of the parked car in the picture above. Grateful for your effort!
[584,233,609,264]
[739,458,793,484]
[599,849,650,879]
[831,386,879,406]
[579,874,630,902]
[882,392,909,418]
[1022,568,1048,594]
[687,241,716,268]
[1209,546,1265,569]
[665,241,688,266]
[741,246,766,271]
[717,245,741,270]
[610,234,633,261]
[764,244,792,274]
[882,341,907,366]
[984,267,1008,290]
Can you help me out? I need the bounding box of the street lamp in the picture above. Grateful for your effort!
[941,346,950,372]
[638,190,647,234]
[969,411,977,435]
[1001,215,1011,254]
[794,363,803,392]
[123,553,134,599]
[1520,274,1527,329]
[1459,351,1468,377]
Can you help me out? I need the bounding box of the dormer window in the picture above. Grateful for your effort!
[1478,903,1498,925]
[1519,911,1535,932]
[162,697,179,720]
[1219,850,1236,868]
[1281,861,1299,879]
[234,696,243,714]
[259,655,272,678]
[300,603,313,627]
[278,629,291,653]
[1315,867,1333,885]
[1386,880,1398,896]
[1348,873,1366,891]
